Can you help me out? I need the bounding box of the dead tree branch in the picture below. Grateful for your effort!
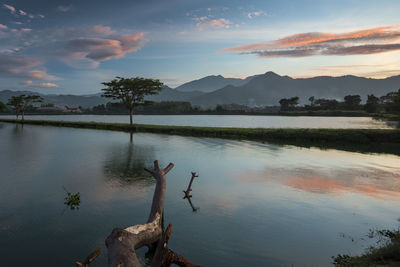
[104,160,199,266]
[151,224,201,267]
[76,248,101,267]
[105,160,173,267]
[183,172,198,199]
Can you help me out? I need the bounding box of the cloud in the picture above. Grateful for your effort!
[223,24,400,57]
[65,32,146,62]
[0,53,58,80]
[247,11,266,19]
[19,9,26,16]
[3,4,16,14]
[91,25,115,35]
[39,82,58,88]
[26,70,58,80]
[197,18,233,30]
[22,80,32,85]
[38,14,45,19]
[238,167,400,200]
[57,5,71,12]
[21,28,32,33]
[0,24,7,30]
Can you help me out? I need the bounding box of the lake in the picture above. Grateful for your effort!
[1,122,400,266]
[0,114,397,129]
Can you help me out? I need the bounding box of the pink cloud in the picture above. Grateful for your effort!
[247,11,266,19]
[197,18,233,30]
[0,53,58,80]
[223,24,400,57]
[26,70,58,80]
[66,32,146,62]
[0,24,7,30]
[92,25,115,35]
[19,9,26,16]
[23,80,33,85]
[39,82,58,88]
[3,4,16,14]
[21,28,32,33]
[38,14,45,19]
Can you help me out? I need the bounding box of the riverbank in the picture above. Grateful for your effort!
[1,118,400,155]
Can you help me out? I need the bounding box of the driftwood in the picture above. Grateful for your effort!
[183,172,198,199]
[104,160,198,267]
[151,224,200,267]
[76,248,101,267]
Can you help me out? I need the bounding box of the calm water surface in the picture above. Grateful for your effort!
[1,122,400,266]
[0,114,397,129]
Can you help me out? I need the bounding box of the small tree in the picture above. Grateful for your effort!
[380,89,400,114]
[7,94,43,121]
[344,95,362,110]
[308,96,315,107]
[101,77,163,124]
[279,96,299,111]
[0,101,7,113]
[365,94,380,113]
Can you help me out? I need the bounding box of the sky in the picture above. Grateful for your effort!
[1,0,400,94]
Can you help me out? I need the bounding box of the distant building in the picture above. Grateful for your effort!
[64,106,82,113]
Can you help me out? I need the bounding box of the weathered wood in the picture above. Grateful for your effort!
[151,224,201,267]
[183,172,198,199]
[105,160,173,267]
[76,248,101,267]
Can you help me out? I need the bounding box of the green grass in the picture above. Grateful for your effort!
[1,118,400,155]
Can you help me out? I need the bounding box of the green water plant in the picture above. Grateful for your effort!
[64,189,81,210]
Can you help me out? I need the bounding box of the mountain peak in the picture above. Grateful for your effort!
[264,71,280,77]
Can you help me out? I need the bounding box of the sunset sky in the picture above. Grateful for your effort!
[1,0,400,94]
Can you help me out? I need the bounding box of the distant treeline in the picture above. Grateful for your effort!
[1,88,399,117]
[279,89,400,114]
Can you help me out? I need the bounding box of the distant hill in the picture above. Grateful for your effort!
[189,72,400,107]
[0,86,204,108]
[0,90,108,108]
[1,72,399,108]
[174,75,251,93]
[146,86,204,101]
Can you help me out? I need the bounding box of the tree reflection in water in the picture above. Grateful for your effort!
[103,135,155,187]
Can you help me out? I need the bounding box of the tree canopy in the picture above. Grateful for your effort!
[279,97,299,111]
[101,77,163,124]
[7,94,43,120]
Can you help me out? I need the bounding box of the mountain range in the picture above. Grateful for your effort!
[1,72,399,108]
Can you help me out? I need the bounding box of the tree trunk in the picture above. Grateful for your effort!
[105,160,174,267]
[129,107,133,125]
[22,110,24,122]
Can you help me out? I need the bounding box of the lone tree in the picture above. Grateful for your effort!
[101,77,163,125]
[7,94,43,121]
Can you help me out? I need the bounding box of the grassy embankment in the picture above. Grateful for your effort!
[1,118,400,155]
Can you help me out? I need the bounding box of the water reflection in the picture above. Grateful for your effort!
[103,141,155,187]
[185,196,199,212]
[238,167,400,200]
